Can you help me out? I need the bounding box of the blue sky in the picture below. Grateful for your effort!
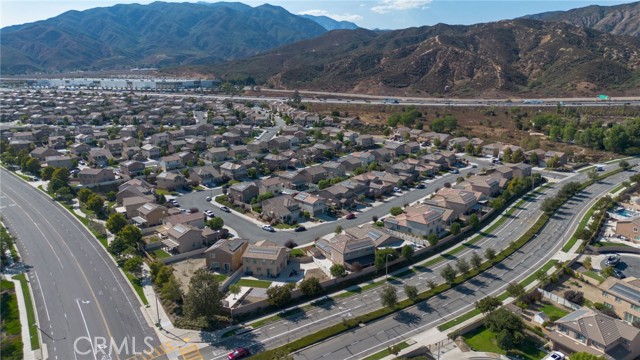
[1,0,634,29]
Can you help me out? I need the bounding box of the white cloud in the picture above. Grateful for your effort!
[371,0,432,14]
[297,9,363,22]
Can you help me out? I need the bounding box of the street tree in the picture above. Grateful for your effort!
[86,194,105,214]
[379,284,398,309]
[475,296,501,314]
[456,257,471,276]
[206,217,224,230]
[468,214,480,229]
[161,276,183,302]
[486,308,525,350]
[41,166,55,181]
[426,279,437,291]
[390,207,404,216]
[123,256,143,275]
[484,248,496,261]
[470,251,483,269]
[330,264,346,278]
[619,160,631,170]
[506,282,525,300]
[588,169,599,182]
[375,249,398,271]
[335,225,343,234]
[183,269,223,320]
[440,264,457,284]
[119,224,142,246]
[401,245,414,261]
[267,284,294,308]
[106,213,128,235]
[24,157,41,174]
[450,222,461,235]
[299,277,323,297]
[404,284,418,302]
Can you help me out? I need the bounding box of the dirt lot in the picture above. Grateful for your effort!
[546,274,603,305]
[171,255,207,294]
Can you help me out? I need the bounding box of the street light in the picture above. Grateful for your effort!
[385,253,393,281]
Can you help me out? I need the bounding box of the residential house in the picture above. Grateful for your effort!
[150,132,169,147]
[45,155,74,169]
[351,151,376,167]
[315,232,375,268]
[189,166,223,187]
[322,161,346,178]
[105,140,124,157]
[598,276,640,324]
[340,157,363,173]
[78,168,115,186]
[242,240,290,278]
[257,177,284,195]
[71,143,91,157]
[508,163,532,178]
[448,137,469,150]
[545,151,568,167]
[385,141,406,157]
[301,166,328,185]
[263,154,289,171]
[293,192,327,217]
[30,147,61,161]
[262,195,301,224]
[405,142,420,154]
[425,188,480,219]
[132,203,168,227]
[159,155,181,171]
[267,137,291,151]
[279,171,307,190]
[123,196,153,218]
[219,162,246,180]
[204,147,228,162]
[48,135,66,149]
[120,160,145,177]
[490,165,514,180]
[383,204,449,237]
[164,224,203,253]
[141,144,161,159]
[163,211,206,229]
[88,148,114,167]
[550,307,640,360]
[228,182,259,204]
[457,176,501,197]
[615,216,640,243]
[355,135,375,148]
[156,171,186,191]
[204,239,249,273]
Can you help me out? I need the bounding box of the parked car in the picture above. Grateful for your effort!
[262,225,275,232]
[345,213,356,220]
[614,269,626,279]
[204,210,215,217]
[605,253,620,266]
[393,187,401,192]
[543,351,565,360]
[451,169,459,174]
[228,348,250,360]
[416,184,426,189]
[206,196,212,202]
[294,226,306,232]
[220,206,230,213]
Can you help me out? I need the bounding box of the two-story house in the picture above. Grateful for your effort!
[242,240,290,278]
[204,238,249,273]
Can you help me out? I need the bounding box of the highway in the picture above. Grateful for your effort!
[0,169,161,360]
[187,161,637,360]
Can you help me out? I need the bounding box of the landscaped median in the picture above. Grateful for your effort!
[13,273,40,351]
[248,166,628,359]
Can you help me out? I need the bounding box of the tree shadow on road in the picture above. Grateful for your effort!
[393,310,421,325]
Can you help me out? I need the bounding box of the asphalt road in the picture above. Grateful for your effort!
[187,161,637,360]
[0,170,161,360]
[178,167,477,245]
[615,254,640,279]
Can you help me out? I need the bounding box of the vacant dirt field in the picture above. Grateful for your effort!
[171,255,207,294]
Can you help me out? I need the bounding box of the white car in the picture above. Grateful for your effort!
[543,351,565,360]
[204,210,215,217]
[261,225,275,232]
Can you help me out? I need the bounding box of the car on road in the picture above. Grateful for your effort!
[345,213,356,220]
[262,225,275,232]
[220,206,230,212]
[206,196,212,201]
[451,169,459,174]
[204,210,215,217]
[294,226,306,232]
[416,184,426,189]
[393,187,401,192]
[470,163,478,168]
[605,254,620,266]
[228,348,250,360]
[543,351,565,360]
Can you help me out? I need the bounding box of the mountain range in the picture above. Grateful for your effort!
[2,1,640,97]
[1,1,328,74]
[522,1,640,37]
[212,19,640,97]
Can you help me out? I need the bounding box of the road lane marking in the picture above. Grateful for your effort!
[76,299,98,360]
[33,271,51,321]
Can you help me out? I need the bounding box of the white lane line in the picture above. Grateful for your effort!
[33,271,51,322]
[76,299,98,360]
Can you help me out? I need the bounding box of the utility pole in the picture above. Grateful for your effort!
[385,253,393,280]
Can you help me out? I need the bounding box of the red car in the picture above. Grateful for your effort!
[346,213,356,220]
[228,348,250,359]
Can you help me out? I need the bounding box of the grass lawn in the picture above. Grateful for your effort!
[290,248,306,257]
[152,248,170,259]
[335,280,386,299]
[463,325,546,360]
[13,274,39,350]
[362,341,410,360]
[1,279,23,360]
[610,184,626,194]
[438,309,480,331]
[250,307,304,328]
[274,223,297,229]
[562,205,596,252]
[583,271,606,283]
[214,274,228,283]
[597,241,632,248]
[520,260,558,288]
[236,279,272,288]
[539,303,569,322]
[125,272,149,305]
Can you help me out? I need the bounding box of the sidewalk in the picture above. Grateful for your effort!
[6,274,42,360]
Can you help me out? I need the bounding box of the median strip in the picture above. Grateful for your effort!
[13,274,40,350]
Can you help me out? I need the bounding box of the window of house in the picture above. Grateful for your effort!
[632,304,640,312]
[604,302,613,309]
[624,312,640,323]
[575,333,586,342]
[634,227,638,232]
[602,291,608,298]
[615,297,621,303]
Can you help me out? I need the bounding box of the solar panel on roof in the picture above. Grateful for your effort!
[247,247,279,255]
[610,283,640,303]
[367,231,382,240]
